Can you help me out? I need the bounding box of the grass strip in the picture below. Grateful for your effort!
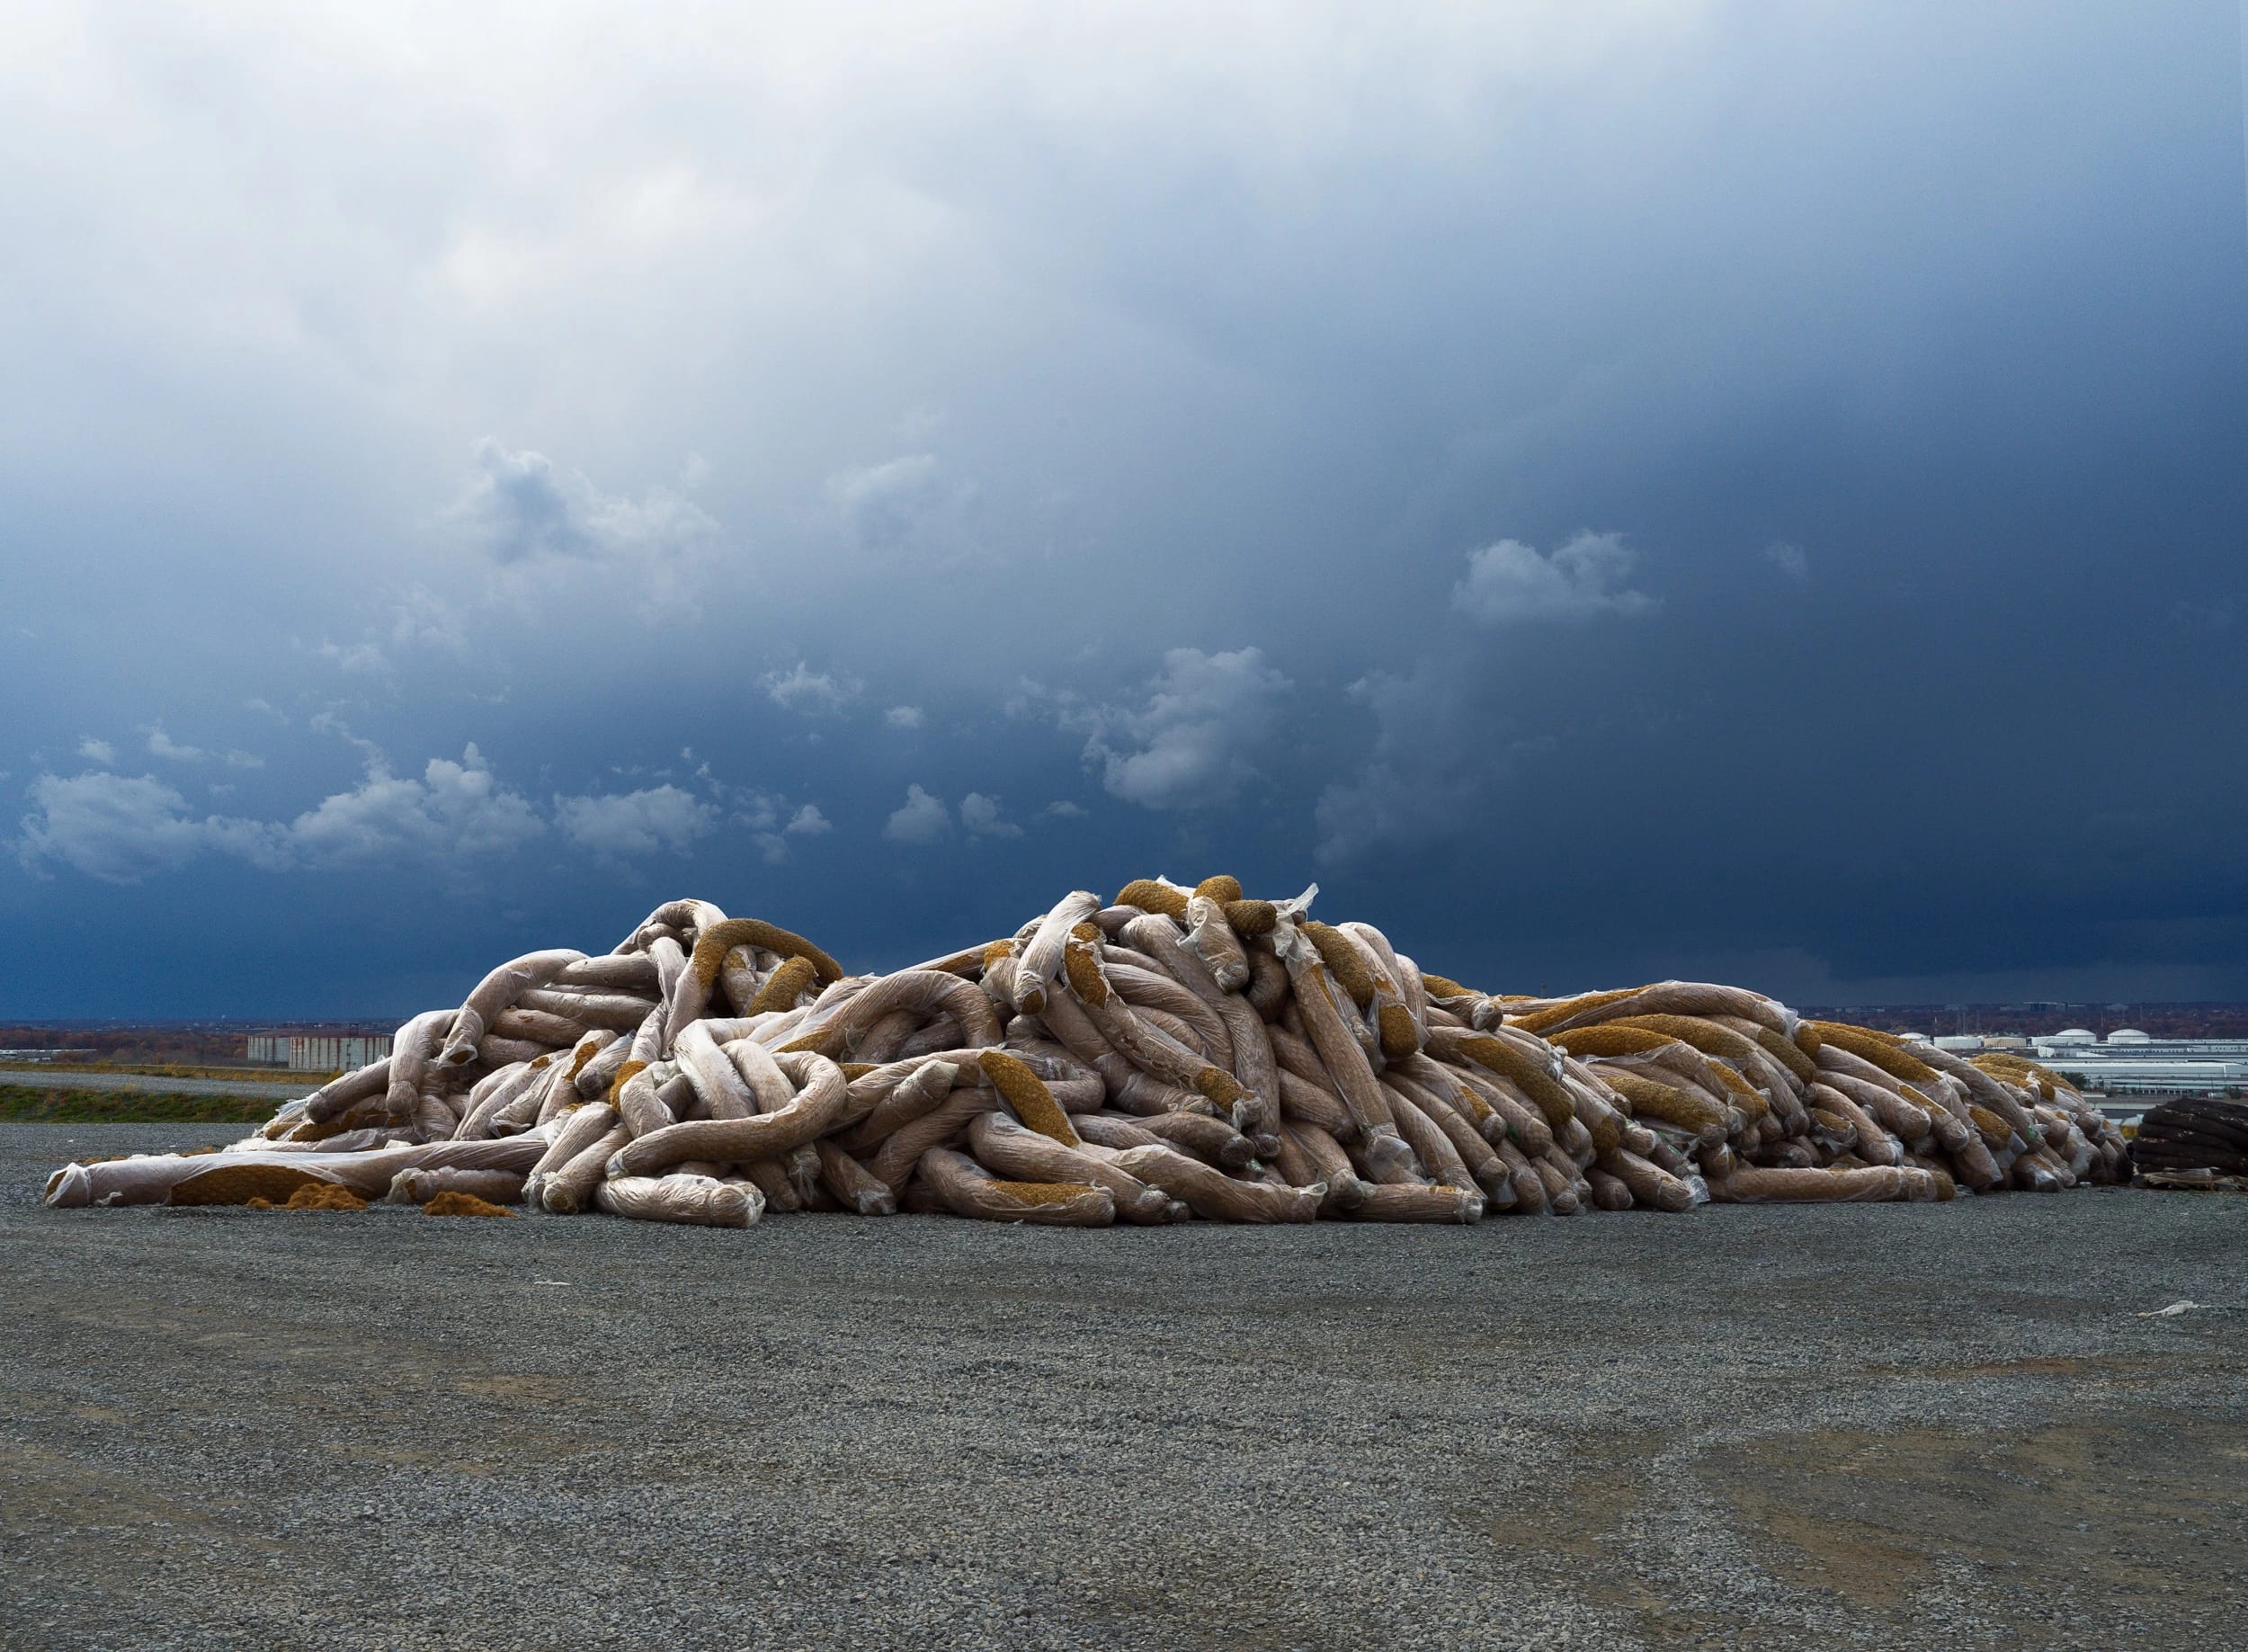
[0,1062,320,1084]
[0,1085,279,1125]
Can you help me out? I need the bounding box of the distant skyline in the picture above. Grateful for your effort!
[4,2,2246,1016]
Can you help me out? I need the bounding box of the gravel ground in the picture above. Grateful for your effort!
[0,1068,311,1099]
[4,1124,2244,1651]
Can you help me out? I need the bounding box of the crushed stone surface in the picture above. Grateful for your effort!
[4,1124,2244,1650]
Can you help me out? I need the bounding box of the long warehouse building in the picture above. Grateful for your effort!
[245,1033,393,1072]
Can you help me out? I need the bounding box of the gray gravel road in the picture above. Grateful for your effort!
[4,1124,2244,1651]
[0,1067,310,1099]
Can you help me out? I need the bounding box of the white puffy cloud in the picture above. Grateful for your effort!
[15,745,542,880]
[754,801,834,863]
[1450,531,1655,625]
[15,772,275,883]
[885,705,924,729]
[883,784,951,844]
[285,746,545,864]
[1039,799,1089,820]
[959,792,1021,838]
[143,724,204,762]
[554,783,717,859]
[763,662,863,716]
[1080,647,1294,810]
[77,737,115,764]
[452,438,718,567]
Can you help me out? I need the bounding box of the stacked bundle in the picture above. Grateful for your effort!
[43,878,2128,1228]
[2128,1097,2248,1186]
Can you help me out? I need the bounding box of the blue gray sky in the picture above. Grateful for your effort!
[5,2,2246,1017]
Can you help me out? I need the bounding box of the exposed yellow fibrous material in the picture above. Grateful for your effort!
[839,1063,879,1080]
[1377,1004,1419,1060]
[1453,1035,1574,1128]
[1967,1105,2013,1147]
[1970,1052,2074,1101]
[1752,1024,1819,1085]
[1193,874,1243,903]
[284,1182,369,1211]
[607,1059,649,1106]
[746,954,818,1015]
[1550,1025,1675,1058]
[1809,1021,1941,1086]
[1418,972,1471,1000]
[1708,1063,1770,1122]
[424,1190,515,1218]
[776,1026,847,1058]
[1221,899,1277,935]
[1193,1067,1246,1108]
[981,939,1016,971]
[987,1180,1106,1207]
[979,1049,1081,1147]
[172,1163,333,1206]
[1114,879,1189,918]
[1301,922,1377,1008]
[1599,1068,1725,1134]
[1062,936,1111,1005]
[1508,987,1641,1033]
[1604,1014,1758,1063]
[689,917,843,989]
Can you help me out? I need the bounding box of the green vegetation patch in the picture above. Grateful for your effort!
[0,1085,279,1125]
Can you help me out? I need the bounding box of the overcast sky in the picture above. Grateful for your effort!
[4,2,2246,1018]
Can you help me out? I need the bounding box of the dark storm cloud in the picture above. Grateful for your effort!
[4,2,2245,1015]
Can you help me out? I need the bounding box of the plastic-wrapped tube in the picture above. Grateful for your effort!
[1013,891,1103,1015]
[781,969,1003,1059]
[1105,1144,1318,1223]
[611,1051,848,1178]
[555,952,660,993]
[869,1089,989,1192]
[595,1173,762,1228]
[522,1103,620,1205]
[518,988,660,1032]
[1270,918,1405,1167]
[1182,896,1250,993]
[812,1140,897,1215]
[46,1136,546,1210]
[1708,1165,1922,1203]
[542,1125,632,1213]
[1350,1183,1484,1223]
[967,1112,1172,1223]
[1279,1122,1368,1213]
[917,1147,1115,1225]
[840,1060,961,1152]
[439,950,586,1067]
[388,1167,526,1206]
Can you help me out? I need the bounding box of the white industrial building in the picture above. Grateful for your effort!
[2021,1029,2248,1096]
[245,1033,392,1072]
